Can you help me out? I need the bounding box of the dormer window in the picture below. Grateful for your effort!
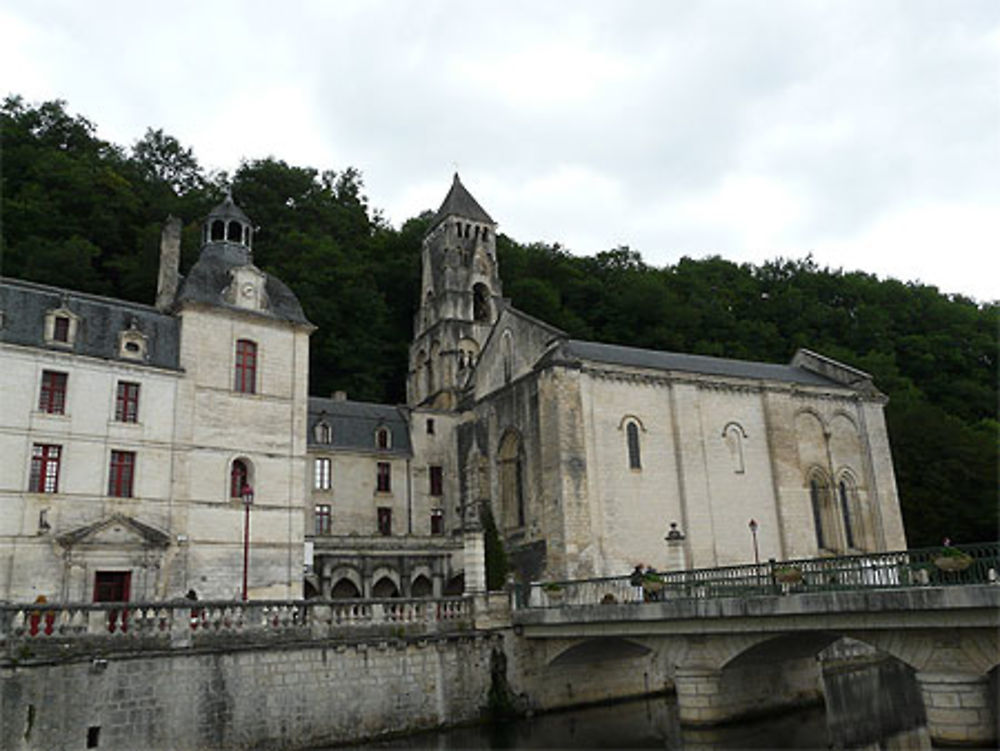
[118,325,148,361]
[44,308,80,347]
[376,427,391,450]
[314,421,332,444]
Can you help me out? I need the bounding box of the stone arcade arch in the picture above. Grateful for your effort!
[498,429,525,529]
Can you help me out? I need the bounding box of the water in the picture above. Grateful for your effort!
[329,658,933,750]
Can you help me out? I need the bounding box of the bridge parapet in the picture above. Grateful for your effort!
[0,596,477,659]
[524,543,999,609]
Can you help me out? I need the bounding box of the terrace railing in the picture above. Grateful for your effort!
[525,543,1000,609]
[0,596,475,657]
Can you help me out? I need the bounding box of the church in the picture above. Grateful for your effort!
[0,175,907,604]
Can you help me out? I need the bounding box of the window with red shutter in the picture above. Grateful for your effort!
[108,451,135,497]
[39,371,67,414]
[115,382,140,422]
[29,444,61,493]
[376,462,391,492]
[234,340,257,394]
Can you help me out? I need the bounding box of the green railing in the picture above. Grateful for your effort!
[525,543,1000,608]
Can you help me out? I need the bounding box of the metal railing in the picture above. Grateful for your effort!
[525,543,1000,608]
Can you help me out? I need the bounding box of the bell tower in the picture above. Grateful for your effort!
[407,174,502,409]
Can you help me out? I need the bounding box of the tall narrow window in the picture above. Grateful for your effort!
[429,465,443,496]
[108,451,135,498]
[234,339,257,394]
[53,316,70,343]
[115,382,140,423]
[839,480,856,550]
[426,418,435,435]
[377,462,391,492]
[230,459,248,498]
[314,458,331,490]
[431,508,444,535]
[810,475,828,550]
[39,371,67,414]
[377,507,392,536]
[314,504,331,535]
[376,428,390,450]
[29,444,61,493]
[626,422,641,470]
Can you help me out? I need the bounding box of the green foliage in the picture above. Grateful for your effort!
[480,504,509,592]
[3,95,996,548]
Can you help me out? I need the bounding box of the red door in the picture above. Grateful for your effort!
[94,571,131,632]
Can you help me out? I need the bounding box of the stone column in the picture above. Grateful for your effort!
[916,671,997,746]
[463,530,486,594]
[673,668,730,725]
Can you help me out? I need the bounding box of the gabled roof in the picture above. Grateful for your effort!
[547,339,842,387]
[431,173,494,229]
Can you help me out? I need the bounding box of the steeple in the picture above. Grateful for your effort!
[407,175,502,409]
[431,173,494,230]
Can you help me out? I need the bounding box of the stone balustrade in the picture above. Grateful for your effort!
[0,596,477,656]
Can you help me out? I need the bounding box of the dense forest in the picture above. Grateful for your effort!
[2,96,996,548]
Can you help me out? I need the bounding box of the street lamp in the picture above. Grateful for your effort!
[241,484,254,601]
[748,518,760,567]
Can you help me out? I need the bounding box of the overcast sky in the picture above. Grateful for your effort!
[2,0,997,301]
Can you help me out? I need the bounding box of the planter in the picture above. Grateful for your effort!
[774,567,803,584]
[641,579,664,595]
[933,554,972,572]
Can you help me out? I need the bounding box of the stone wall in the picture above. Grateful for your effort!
[2,633,499,750]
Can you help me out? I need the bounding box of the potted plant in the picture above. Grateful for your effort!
[932,547,973,572]
[774,566,804,584]
[641,572,664,596]
[542,582,564,603]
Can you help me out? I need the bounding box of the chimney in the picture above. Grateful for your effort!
[332,390,347,402]
[156,215,182,311]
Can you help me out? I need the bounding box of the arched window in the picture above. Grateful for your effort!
[376,427,391,450]
[499,430,525,528]
[211,220,225,241]
[473,283,490,322]
[227,220,242,241]
[838,475,858,550]
[501,331,513,384]
[626,422,641,469]
[723,422,746,474]
[230,459,249,499]
[234,339,257,394]
[809,471,831,550]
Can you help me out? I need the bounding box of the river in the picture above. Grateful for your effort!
[330,656,938,750]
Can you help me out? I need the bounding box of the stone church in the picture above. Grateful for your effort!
[0,175,907,604]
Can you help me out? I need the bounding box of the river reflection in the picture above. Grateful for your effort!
[336,657,932,750]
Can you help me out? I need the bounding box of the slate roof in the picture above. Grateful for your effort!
[174,243,309,325]
[553,339,840,387]
[308,397,412,455]
[207,194,251,224]
[0,278,181,370]
[431,173,494,229]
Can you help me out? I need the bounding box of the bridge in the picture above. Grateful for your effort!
[513,543,1000,746]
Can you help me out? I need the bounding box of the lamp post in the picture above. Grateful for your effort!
[748,518,760,567]
[241,484,254,601]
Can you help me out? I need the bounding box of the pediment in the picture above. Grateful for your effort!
[56,514,170,549]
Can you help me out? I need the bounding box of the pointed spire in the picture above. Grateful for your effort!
[432,173,494,228]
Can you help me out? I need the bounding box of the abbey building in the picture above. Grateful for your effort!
[0,176,907,603]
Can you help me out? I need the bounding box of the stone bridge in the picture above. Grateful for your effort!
[513,582,999,745]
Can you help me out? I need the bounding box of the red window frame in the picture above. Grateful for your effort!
[376,462,391,492]
[115,381,140,423]
[234,339,257,394]
[431,508,444,535]
[377,507,392,536]
[429,465,443,496]
[108,450,135,497]
[39,371,67,414]
[53,316,70,342]
[315,504,331,535]
[230,460,248,499]
[29,444,61,493]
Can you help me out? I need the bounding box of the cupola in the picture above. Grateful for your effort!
[202,190,253,251]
